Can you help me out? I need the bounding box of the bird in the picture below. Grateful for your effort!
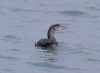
[35,24,62,47]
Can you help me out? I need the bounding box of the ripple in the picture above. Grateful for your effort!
[87,6,100,11]
[60,10,86,16]
[8,7,39,12]
[14,24,24,28]
[87,58,100,63]
[6,48,21,52]
[0,10,5,15]
[4,35,20,39]
[27,62,65,69]
[0,54,18,60]
[10,48,20,52]
[3,69,15,72]
[28,19,41,22]
[27,62,83,70]
[2,35,22,43]
[0,11,4,13]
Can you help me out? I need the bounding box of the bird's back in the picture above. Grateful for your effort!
[35,38,58,47]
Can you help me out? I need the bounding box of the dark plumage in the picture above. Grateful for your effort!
[35,39,58,47]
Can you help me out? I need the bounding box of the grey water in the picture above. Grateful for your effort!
[0,0,100,73]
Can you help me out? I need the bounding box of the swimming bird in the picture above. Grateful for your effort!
[35,24,62,47]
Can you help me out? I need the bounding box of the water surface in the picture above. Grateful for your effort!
[0,0,100,73]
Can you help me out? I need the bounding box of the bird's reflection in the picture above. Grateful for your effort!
[37,46,59,63]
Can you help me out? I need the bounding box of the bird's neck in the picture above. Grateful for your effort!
[47,29,56,41]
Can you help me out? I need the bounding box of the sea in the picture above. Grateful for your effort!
[0,0,100,73]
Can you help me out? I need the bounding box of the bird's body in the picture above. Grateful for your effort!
[35,24,61,47]
[35,38,58,47]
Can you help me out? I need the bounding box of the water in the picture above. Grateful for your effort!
[0,0,100,73]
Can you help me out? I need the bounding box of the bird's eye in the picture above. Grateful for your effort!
[57,26,60,28]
